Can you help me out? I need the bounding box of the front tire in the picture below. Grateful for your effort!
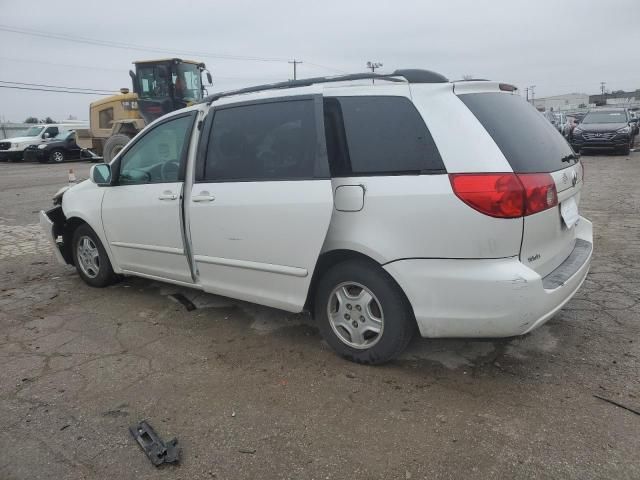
[314,259,415,364]
[72,224,116,287]
[49,149,65,163]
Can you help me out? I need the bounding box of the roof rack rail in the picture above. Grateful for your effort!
[202,68,449,105]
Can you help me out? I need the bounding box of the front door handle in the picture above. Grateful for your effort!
[158,191,177,201]
[192,192,215,203]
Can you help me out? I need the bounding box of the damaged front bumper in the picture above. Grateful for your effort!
[39,207,68,265]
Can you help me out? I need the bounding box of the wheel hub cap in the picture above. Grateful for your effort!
[327,282,384,349]
[77,236,100,278]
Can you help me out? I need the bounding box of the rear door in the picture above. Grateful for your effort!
[459,91,583,276]
[189,95,333,312]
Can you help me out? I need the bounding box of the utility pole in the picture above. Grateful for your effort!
[525,87,529,103]
[366,61,383,84]
[289,59,302,81]
[600,81,606,103]
[529,85,536,105]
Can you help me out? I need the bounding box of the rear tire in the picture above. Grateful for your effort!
[71,224,116,288]
[314,259,415,365]
[103,134,131,163]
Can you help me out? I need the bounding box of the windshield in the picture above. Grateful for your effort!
[172,63,203,101]
[24,126,44,136]
[137,64,170,99]
[583,111,627,124]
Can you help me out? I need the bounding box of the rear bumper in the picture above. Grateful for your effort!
[384,217,593,338]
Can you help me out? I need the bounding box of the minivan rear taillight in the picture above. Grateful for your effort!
[449,173,557,219]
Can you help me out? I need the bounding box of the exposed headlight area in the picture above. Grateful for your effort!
[573,127,583,135]
[616,126,631,134]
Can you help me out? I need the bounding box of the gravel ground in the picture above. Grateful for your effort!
[0,153,639,480]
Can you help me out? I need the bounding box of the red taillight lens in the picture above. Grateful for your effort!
[449,173,557,218]
[449,173,524,218]
[518,173,558,215]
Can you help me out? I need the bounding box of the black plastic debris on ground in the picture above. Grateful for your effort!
[129,420,180,466]
[168,293,197,311]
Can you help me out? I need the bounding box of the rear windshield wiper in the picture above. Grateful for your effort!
[561,153,580,163]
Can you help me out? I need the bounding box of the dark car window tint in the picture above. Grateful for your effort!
[204,100,318,181]
[459,92,575,173]
[44,126,59,138]
[324,96,444,176]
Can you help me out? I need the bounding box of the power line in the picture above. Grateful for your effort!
[0,80,114,94]
[0,24,347,74]
[0,85,111,95]
[304,61,349,74]
[0,24,289,63]
[0,55,123,73]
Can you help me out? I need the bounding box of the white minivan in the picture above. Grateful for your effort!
[41,69,592,364]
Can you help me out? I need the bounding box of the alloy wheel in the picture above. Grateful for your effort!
[76,236,100,278]
[327,282,384,349]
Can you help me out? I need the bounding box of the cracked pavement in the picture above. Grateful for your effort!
[0,155,639,479]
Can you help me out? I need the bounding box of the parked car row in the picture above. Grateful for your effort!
[0,123,98,163]
[541,108,638,155]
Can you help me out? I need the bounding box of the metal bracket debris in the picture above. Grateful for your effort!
[129,420,180,466]
[168,293,197,311]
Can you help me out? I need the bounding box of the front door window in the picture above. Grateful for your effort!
[118,115,194,185]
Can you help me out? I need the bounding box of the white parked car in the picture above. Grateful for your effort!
[0,122,89,162]
[41,70,592,364]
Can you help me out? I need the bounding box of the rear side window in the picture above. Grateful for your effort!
[459,92,575,173]
[324,96,445,176]
[204,99,320,181]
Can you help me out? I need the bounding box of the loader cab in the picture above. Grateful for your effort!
[130,58,212,124]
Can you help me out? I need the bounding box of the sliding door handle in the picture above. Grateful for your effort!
[158,192,177,200]
[192,192,215,203]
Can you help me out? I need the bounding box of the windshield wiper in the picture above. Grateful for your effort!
[561,153,580,163]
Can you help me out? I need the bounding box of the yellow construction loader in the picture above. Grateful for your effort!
[76,58,212,161]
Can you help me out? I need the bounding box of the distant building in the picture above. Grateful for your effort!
[532,93,591,112]
[589,90,640,107]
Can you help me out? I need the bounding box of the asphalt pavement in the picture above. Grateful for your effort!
[0,154,639,479]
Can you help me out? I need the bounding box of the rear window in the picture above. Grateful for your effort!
[459,92,575,173]
[204,99,320,181]
[324,96,445,176]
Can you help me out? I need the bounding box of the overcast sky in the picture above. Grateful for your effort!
[0,0,638,122]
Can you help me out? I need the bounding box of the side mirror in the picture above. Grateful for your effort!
[206,71,213,85]
[43,132,51,139]
[90,163,112,186]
